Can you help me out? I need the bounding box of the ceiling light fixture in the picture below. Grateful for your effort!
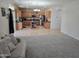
[33,9,40,11]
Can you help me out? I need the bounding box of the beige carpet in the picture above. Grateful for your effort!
[14,27,51,37]
[14,28,79,58]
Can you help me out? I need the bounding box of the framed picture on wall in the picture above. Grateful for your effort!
[1,8,6,16]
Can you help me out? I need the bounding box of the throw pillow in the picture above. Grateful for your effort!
[8,42,16,52]
[3,36,11,44]
[9,34,18,45]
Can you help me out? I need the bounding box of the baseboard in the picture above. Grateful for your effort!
[61,31,79,40]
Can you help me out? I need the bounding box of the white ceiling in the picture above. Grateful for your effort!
[15,0,75,9]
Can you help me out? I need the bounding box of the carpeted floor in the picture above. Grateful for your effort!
[19,32,79,58]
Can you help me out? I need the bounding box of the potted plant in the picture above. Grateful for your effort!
[16,17,22,30]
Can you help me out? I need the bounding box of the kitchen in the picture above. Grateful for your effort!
[15,7,52,30]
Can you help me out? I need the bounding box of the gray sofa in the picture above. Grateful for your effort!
[0,34,27,58]
[10,39,27,58]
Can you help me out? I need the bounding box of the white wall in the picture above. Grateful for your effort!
[0,0,14,37]
[0,2,9,37]
[61,0,79,40]
[51,7,62,31]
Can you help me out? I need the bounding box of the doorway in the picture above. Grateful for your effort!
[15,7,52,30]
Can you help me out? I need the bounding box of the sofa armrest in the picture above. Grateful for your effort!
[10,39,27,58]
